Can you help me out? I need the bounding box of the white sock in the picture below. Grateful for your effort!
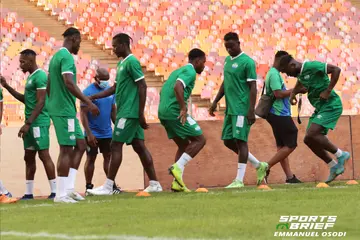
[57,177,67,198]
[248,152,260,169]
[67,168,77,192]
[49,179,56,193]
[149,180,159,186]
[328,160,338,168]
[25,180,34,195]
[334,149,343,158]
[176,153,193,172]
[104,178,114,191]
[236,163,247,182]
[0,180,8,195]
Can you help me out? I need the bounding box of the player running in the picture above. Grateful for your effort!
[47,27,99,203]
[279,55,350,183]
[0,49,56,199]
[81,68,121,194]
[159,49,206,192]
[209,32,268,188]
[264,51,305,184]
[87,33,162,195]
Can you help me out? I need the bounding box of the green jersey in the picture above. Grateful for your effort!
[48,47,77,117]
[0,87,3,102]
[298,61,341,110]
[158,64,196,120]
[265,67,291,116]
[115,54,144,119]
[223,52,257,115]
[25,69,50,126]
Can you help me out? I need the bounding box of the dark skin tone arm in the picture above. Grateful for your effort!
[111,104,116,125]
[290,80,308,105]
[174,81,187,125]
[320,64,341,100]
[62,73,99,116]
[273,89,293,99]
[0,101,3,135]
[89,84,116,100]
[208,81,224,116]
[0,76,25,103]
[18,90,46,138]
[80,105,97,147]
[136,79,149,129]
[247,81,257,125]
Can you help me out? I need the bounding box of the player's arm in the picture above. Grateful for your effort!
[270,74,293,99]
[289,80,306,105]
[136,79,148,128]
[174,81,187,124]
[326,64,341,92]
[0,98,3,135]
[63,73,91,103]
[89,84,116,100]
[246,60,257,125]
[0,76,25,103]
[25,89,46,125]
[80,105,91,137]
[111,103,116,124]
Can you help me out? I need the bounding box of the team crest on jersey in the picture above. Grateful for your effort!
[304,75,310,79]
[232,63,238,69]
[69,135,76,140]
[119,66,124,71]
[27,80,32,85]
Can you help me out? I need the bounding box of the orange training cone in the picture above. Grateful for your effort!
[136,191,151,197]
[316,182,329,188]
[195,188,208,193]
[346,180,358,185]
[257,185,272,190]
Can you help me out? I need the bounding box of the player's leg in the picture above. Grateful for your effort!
[22,149,37,200]
[167,116,205,189]
[36,126,56,198]
[173,137,190,162]
[99,138,121,193]
[223,139,261,169]
[84,144,98,191]
[0,180,12,197]
[0,181,17,203]
[51,116,77,203]
[38,150,56,198]
[66,119,86,200]
[86,127,124,196]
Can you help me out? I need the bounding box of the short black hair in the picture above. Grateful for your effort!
[188,48,205,61]
[279,54,294,68]
[113,33,133,47]
[20,49,36,56]
[224,32,239,42]
[275,50,289,59]
[62,27,80,37]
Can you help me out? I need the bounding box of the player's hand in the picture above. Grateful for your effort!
[320,89,331,101]
[18,123,30,138]
[298,87,308,94]
[88,102,100,116]
[246,110,256,125]
[88,95,94,101]
[178,107,187,125]
[208,103,217,117]
[0,75,7,87]
[290,93,298,105]
[87,133,97,147]
[139,113,149,129]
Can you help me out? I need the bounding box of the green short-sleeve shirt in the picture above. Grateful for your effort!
[298,61,341,110]
[47,47,77,117]
[265,67,291,116]
[25,69,50,126]
[115,54,144,119]
[0,87,3,102]
[158,64,196,120]
[223,52,257,116]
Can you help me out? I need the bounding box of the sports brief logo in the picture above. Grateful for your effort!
[274,216,346,238]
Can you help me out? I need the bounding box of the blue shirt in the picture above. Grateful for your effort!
[83,83,115,138]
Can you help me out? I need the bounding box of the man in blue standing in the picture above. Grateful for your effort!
[80,68,121,194]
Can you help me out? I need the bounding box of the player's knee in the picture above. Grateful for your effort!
[111,141,123,152]
[304,135,314,146]
[86,155,97,164]
[198,135,206,149]
[132,142,146,154]
[76,140,87,153]
[38,150,51,162]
